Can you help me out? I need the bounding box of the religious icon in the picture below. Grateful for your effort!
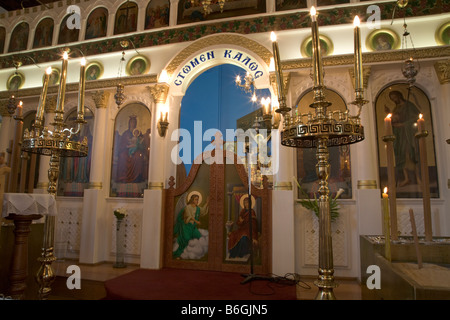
[295,88,352,200]
[173,190,210,260]
[58,14,80,44]
[126,55,150,76]
[226,193,259,262]
[85,61,104,80]
[85,7,108,40]
[43,68,60,86]
[8,22,29,53]
[366,29,400,52]
[114,1,138,35]
[300,34,334,57]
[0,27,5,54]
[7,72,25,91]
[375,83,439,198]
[110,103,151,198]
[435,21,450,46]
[57,108,94,196]
[33,17,54,49]
[145,0,170,30]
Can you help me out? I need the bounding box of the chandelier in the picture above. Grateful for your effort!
[400,22,420,87]
[235,71,257,102]
[114,41,129,107]
[190,0,225,16]
[271,7,366,299]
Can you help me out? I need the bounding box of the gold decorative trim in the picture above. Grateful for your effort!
[434,60,450,84]
[357,180,377,189]
[0,74,158,99]
[283,46,450,70]
[165,33,273,77]
[148,181,164,190]
[273,181,292,190]
[88,182,102,189]
[435,21,450,46]
[36,182,49,189]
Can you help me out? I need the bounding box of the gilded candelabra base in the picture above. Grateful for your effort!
[36,247,57,300]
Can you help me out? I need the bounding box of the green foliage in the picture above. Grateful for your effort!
[294,177,341,222]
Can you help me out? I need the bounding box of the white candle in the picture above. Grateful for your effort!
[36,67,52,125]
[353,16,363,92]
[384,113,393,136]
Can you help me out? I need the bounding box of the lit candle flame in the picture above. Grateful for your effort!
[236,75,240,83]
[270,31,277,42]
[387,113,392,119]
[384,187,388,194]
[261,97,266,105]
[419,113,423,119]
[19,101,23,106]
[310,6,316,16]
[63,51,69,60]
[80,57,86,66]
[46,67,52,75]
[353,15,360,27]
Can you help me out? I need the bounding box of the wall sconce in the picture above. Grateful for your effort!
[158,108,169,138]
[150,69,170,138]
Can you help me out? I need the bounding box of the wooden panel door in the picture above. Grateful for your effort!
[163,151,271,274]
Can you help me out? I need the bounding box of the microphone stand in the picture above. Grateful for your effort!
[241,144,273,284]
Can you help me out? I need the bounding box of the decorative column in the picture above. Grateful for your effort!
[349,67,383,236]
[79,90,111,264]
[35,96,57,193]
[140,82,170,269]
[434,60,450,235]
[88,90,110,189]
[268,70,295,277]
[0,101,13,156]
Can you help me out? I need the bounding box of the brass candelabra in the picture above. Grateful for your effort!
[272,9,366,299]
[21,50,88,299]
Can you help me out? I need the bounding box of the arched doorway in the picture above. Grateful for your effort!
[164,63,273,273]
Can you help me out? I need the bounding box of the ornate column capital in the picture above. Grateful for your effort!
[148,83,170,104]
[348,66,371,89]
[434,60,450,84]
[91,90,110,108]
[44,95,57,114]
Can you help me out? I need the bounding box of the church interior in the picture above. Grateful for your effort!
[0,0,449,302]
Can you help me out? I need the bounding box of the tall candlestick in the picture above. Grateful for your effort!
[270,32,285,103]
[417,113,425,132]
[382,187,391,261]
[353,16,363,92]
[416,114,432,242]
[310,6,323,88]
[77,57,86,122]
[36,67,52,127]
[56,51,69,116]
[384,113,393,136]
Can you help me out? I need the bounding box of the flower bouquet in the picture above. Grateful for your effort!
[114,207,127,220]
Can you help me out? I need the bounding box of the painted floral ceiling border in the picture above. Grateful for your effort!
[0,0,447,69]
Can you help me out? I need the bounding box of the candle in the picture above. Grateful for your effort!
[56,51,69,114]
[36,67,52,126]
[417,113,425,132]
[382,187,391,261]
[384,113,393,136]
[353,16,363,92]
[270,31,285,100]
[310,6,323,88]
[77,57,86,122]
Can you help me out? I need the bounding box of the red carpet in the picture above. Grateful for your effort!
[104,268,297,300]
